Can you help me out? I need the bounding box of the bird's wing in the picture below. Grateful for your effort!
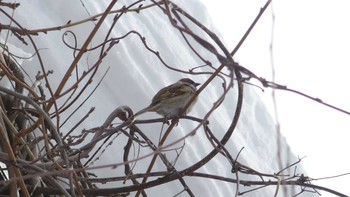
[151,83,187,105]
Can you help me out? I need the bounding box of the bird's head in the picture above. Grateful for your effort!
[178,78,200,88]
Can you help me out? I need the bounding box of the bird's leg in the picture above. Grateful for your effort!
[171,117,179,125]
[170,109,184,126]
[163,117,170,125]
[161,113,170,125]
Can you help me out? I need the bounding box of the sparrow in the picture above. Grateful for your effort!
[133,78,200,119]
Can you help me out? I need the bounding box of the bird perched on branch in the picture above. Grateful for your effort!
[133,78,200,119]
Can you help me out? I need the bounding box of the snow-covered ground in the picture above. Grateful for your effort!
[0,0,336,196]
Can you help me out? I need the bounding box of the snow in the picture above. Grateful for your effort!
[0,0,324,196]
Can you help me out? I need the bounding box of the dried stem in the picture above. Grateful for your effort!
[0,1,348,196]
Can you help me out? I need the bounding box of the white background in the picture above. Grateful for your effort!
[203,0,350,196]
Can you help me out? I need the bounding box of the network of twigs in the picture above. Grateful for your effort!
[0,0,348,197]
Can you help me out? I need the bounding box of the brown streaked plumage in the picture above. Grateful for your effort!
[134,78,200,118]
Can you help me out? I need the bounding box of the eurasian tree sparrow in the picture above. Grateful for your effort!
[133,78,200,118]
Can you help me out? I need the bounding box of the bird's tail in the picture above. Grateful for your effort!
[133,106,150,118]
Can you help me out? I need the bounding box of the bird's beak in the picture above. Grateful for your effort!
[194,82,200,87]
